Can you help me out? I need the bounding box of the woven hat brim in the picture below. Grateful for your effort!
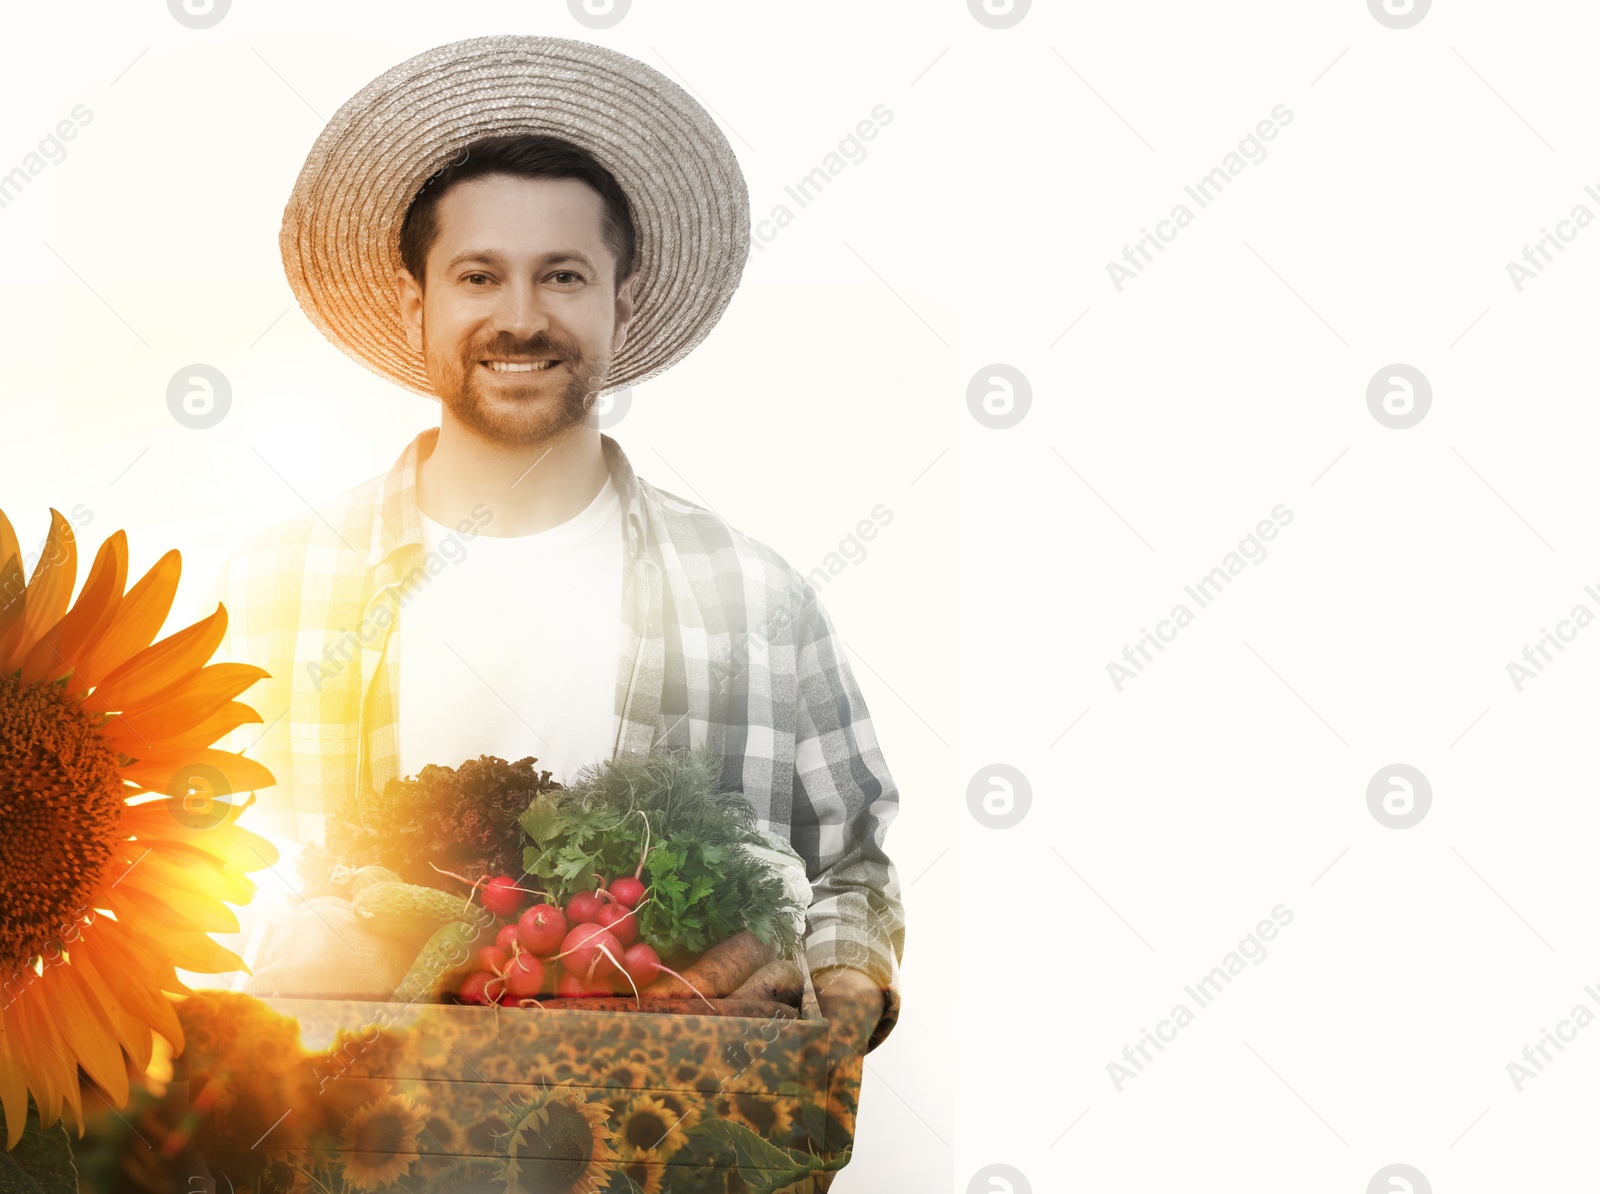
[280,35,750,399]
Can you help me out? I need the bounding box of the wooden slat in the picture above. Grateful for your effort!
[276,1151,817,1186]
[263,996,832,1098]
[262,1075,817,1165]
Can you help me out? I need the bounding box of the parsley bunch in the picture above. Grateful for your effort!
[518,746,802,960]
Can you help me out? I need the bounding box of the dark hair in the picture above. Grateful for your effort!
[397,133,637,290]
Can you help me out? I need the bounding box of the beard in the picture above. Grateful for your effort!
[422,326,611,449]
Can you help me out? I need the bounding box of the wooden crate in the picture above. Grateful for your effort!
[249,996,856,1193]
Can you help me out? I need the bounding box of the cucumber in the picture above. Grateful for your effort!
[353,881,493,939]
[391,919,485,1003]
[350,865,403,898]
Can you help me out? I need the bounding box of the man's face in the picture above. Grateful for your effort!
[396,174,636,448]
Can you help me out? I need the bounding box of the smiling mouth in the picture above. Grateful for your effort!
[482,359,559,373]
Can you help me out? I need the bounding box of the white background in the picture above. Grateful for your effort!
[5,0,1596,1191]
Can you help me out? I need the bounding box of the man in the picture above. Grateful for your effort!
[207,36,904,1059]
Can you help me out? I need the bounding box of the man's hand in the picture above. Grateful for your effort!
[812,965,886,1060]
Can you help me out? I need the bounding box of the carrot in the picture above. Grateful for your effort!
[729,960,805,1006]
[643,931,776,998]
[528,997,797,1019]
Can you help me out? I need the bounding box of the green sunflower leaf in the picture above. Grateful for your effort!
[0,1111,77,1194]
[688,1117,804,1181]
[684,1119,851,1192]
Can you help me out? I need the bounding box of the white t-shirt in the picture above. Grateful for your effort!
[396,477,625,786]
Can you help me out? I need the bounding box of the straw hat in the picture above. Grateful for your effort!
[279,35,750,398]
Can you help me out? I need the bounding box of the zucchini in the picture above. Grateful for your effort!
[391,919,484,1003]
[353,881,493,939]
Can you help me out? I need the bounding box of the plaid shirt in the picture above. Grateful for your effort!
[206,426,904,1046]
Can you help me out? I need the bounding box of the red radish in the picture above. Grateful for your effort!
[517,904,567,956]
[596,903,638,946]
[608,811,655,910]
[502,954,544,999]
[427,862,496,916]
[609,875,646,909]
[555,924,622,978]
[566,890,603,925]
[594,943,642,1004]
[620,942,661,989]
[481,875,526,918]
[617,941,716,1013]
[473,944,509,975]
[495,923,521,954]
[556,971,608,997]
[456,971,498,1005]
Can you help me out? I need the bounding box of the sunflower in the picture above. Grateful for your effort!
[665,1053,725,1095]
[337,1092,427,1189]
[0,509,279,1149]
[596,1046,654,1091]
[713,1091,794,1141]
[417,1106,467,1154]
[747,1051,790,1092]
[545,1044,584,1085]
[820,1092,857,1148]
[407,1106,469,1185]
[637,1037,670,1067]
[618,1019,654,1047]
[614,1093,696,1163]
[460,1107,508,1152]
[168,991,313,1183]
[619,1159,665,1194]
[649,1089,696,1126]
[503,1086,617,1194]
[257,1159,312,1194]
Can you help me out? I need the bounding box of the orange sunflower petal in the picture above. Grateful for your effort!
[75,990,153,1080]
[6,510,77,676]
[72,950,161,1077]
[118,868,259,937]
[104,884,240,937]
[104,700,262,762]
[0,512,18,596]
[115,845,253,911]
[136,832,262,889]
[87,918,188,1038]
[0,1015,33,1149]
[61,941,155,1068]
[67,548,181,695]
[0,552,23,671]
[117,746,275,801]
[44,963,129,1108]
[99,883,200,936]
[21,529,127,687]
[11,986,81,1131]
[0,509,23,666]
[161,932,246,977]
[82,604,227,716]
[99,663,268,750]
[136,839,256,906]
[118,804,280,873]
[105,1002,154,1076]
